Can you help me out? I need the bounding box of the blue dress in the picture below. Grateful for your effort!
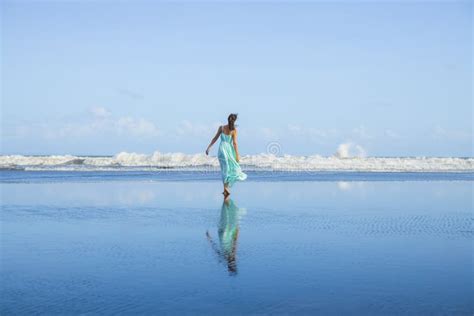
[217,127,247,187]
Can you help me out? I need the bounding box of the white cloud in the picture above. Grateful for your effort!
[117,88,144,100]
[115,117,160,136]
[16,107,160,139]
[433,125,471,141]
[287,124,303,134]
[352,125,373,140]
[260,127,277,139]
[384,129,400,139]
[89,106,111,119]
[287,124,338,143]
[176,120,220,137]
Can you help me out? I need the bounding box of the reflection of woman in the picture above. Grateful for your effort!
[206,198,243,275]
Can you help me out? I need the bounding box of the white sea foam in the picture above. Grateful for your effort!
[0,151,473,172]
[335,143,366,158]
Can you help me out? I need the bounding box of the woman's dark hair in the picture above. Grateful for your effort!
[228,113,238,131]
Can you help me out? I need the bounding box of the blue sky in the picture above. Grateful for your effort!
[1,1,472,157]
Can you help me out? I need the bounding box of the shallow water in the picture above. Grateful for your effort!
[1,172,473,314]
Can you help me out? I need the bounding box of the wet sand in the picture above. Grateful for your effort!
[1,175,472,314]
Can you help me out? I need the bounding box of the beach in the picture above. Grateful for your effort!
[3,0,472,314]
[1,170,472,314]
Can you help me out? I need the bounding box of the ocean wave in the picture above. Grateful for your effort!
[0,152,473,172]
[0,164,26,171]
[61,158,86,165]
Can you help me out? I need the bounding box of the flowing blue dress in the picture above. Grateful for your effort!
[217,127,247,187]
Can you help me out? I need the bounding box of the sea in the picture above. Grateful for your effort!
[1,153,473,314]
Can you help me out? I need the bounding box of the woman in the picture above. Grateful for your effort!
[206,113,247,197]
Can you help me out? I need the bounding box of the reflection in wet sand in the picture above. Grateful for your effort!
[206,198,244,275]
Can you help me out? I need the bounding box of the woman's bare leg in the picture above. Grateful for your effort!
[223,183,230,197]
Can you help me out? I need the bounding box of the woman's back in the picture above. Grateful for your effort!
[220,125,234,143]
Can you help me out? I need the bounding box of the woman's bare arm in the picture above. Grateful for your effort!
[232,129,240,162]
[206,126,222,155]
